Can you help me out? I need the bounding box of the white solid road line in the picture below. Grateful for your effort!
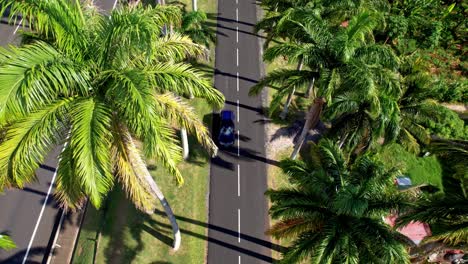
[237,164,240,197]
[238,209,241,243]
[13,19,23,35]
[237,130,240,156]
[22,159,61,264]
[236,72,239,92]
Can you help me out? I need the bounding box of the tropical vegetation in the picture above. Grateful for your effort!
[0,234,15,251]
[0,0,223,251]
[257,0,467,262]
[268,140,412,263]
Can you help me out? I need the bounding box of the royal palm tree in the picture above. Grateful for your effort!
[327,54,466,155]
[0,234,15,250]
[430,138,468,196]
[256,0,388,48]
[396,176,468,248]
[0,0,224,251]
[267,139,412,263]
[180,10,216,49]
[252,10,397,114]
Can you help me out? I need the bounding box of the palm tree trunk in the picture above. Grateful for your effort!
[127,136,182,251]
[181,128,189,160]
[192,0,197,11]
[279,57,303,120]
[290,97,326,160]
[158,0,191,158]
[304,76,315,98]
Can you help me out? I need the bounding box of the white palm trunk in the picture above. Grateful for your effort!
[181,128,189,160]
[290,97,326,160]
[127,136,181,251]
[192,0,197,11]
[158,0,191,159]
[279,57,304,120]
[304,76,315,98]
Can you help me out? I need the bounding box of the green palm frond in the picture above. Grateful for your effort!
[54,137,87,210]
[69,98,114,208]
[180,11,216,47]
[0,234,16,250]
[424,224,468,246]
[1,0,88,55]
[268,217,324,240]
[430,139,468,167]
[0,99,72,189]
[0,42,90,124]
[263,43,302,62]
[280,231,322,264]
[151,33,206,62]
[268,88,290,116]
[112,126,156,212]
[153,93,217,155]
[147,62,224,108]
[142,116,184,185]
[250,69,315,97]
[354,44,399,70]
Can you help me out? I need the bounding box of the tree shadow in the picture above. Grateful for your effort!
[217,16,256,27]
[0,247,46,264]
[139,210,286,263]
[225,100,264,115]
[220,146,280,167]
[214,69,259,85]
[78,186,286,264]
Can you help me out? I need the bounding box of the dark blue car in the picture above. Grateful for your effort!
[218,110,235,147]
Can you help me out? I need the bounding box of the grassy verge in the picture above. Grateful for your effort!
[266,147,293,261]
[73,98,214,264]
[377,143,443,191]
[73,0,217,263]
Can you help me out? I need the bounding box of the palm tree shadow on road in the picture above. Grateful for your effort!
[95,193,286,264]
[143,210,287,263]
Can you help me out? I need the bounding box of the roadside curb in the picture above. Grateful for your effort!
[47,201,88,264]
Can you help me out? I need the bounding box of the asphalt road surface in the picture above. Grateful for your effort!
[0,1,117,263]
[207,0,276,263]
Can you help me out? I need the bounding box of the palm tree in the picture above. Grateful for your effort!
[396,177,468,248]
[267,139,412,263]
[430,138,468,196]
[256,0,389,49]
[289,97,326,159]
[327,54,466,155]
[0,0,224,251]
[180,11,216,49]
[0,234,15,250]
[252,11,400,155]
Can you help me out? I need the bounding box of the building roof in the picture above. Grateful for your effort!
[384,214,432,245]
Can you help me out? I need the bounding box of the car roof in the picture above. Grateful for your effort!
[221,110,234,120]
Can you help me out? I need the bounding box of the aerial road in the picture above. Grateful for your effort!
[0,1,117,263]
[208,0,276,263]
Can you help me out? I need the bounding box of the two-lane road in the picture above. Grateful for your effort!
[208,0,273,263]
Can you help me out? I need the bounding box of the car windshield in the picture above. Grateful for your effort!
[220,126,233,136]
